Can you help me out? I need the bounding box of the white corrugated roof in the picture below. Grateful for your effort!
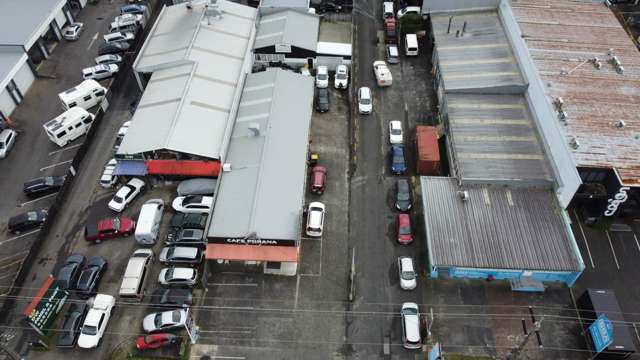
[254,10,319,51]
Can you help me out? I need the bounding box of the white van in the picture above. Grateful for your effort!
[119,249,154,301]
[405,34,418,56]
[58,80,107,110]
[43,107,95,147]
[383,2,394,19]
[135,199,164,245]
[109,14,145,33]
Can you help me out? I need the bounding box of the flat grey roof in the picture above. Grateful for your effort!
[254,10,319,51]
[208,68,314,241]
[432,11,526,92]
[421,177,583,272]
[0,48,27,90]
[260,0,309,7]
[0,0,67,47]
[446,93,552,185]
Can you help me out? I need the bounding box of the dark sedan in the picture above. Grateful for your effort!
[150,288,193,308]
[23,175,65,198]
[56,254,85,290]
[395,179,412,212]
[56,303,87,348]
[98,41,130,56]
[315,88,329,113]
[390,145,407,175]
[167,213,207,243]
[314,2,342,13]
[75,256,107,298]
[8,209,47,234]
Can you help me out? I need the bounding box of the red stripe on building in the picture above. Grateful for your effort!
[146,160,220,177]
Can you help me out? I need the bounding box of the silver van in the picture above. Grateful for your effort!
[135,199,164,245]
[119,249,153,301]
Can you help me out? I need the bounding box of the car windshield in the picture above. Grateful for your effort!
[154,313,163,327]
[317,74,328,80]
[336,73,347,80]
[82,325,97,335]
[401,270,415,280]
[398,191,409,201]
[171,310,182,322]
[403,308,418,315]
[399,226,411,235]
[360,97,371,105]
[165,268,174,279]
[391,128,401,135]
[27,212,38,221]
[113,196,123,204]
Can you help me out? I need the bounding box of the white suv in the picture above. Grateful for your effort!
[358,87,372,115]
[334,65,349,89]
[315,66,329,88]
[401,302,422,349]
[306,202,325,237]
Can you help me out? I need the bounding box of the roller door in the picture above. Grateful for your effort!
[13,62,35,96]
[0,89,16,118]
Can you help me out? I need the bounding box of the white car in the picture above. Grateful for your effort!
[389,120,403,144]
[315,66,329,88]
[0,129,17,159]
[401,302,422,349]
[305,202,325,237]
[95,54,123,66]
[108,177,145,212]
[158,267,198,286]
[82,64,119,81]
[397,6,421,18]
[357,87,372,115]
[104,31,135,44]
[373,61,392,87]
[172,195,213,214]
[398,257,416,290]
[143,309,189,333]
[77,294,115,349]
[100,159,118,188]
[62,23,84,41]
[334,65,349,89]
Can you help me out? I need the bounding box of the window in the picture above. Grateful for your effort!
[84,95,92,101]
[266,262,281,270]
[83,117,93,124]
[69,102,77,108]
[75,123,82,128]
[95,90,105,97]
[56,131,67,139]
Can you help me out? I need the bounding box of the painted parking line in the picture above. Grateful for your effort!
[19,192,58,207]
[0,250,29,264]
[634,233,640,255]
[39,159,72,172]
[48,143,82,156]
[87,32,99,50]
[0,230,40,245]
[573,210,595,268]
[605,230,620,270]
[206,282,258,287]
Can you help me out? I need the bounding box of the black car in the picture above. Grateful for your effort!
[165,228,206,247]
[56,303,87,348]
[167,213,207,243]
[314,2,342,13]
[98,42,130,56]
[56,254,85,290]
[75,256,107,298]
[23,175,65,198]
[315,88,329,113]
[395,179,412,212]
[150,288,193,308]
[7,209,47,234]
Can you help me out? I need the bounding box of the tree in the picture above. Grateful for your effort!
[399,13,422,35]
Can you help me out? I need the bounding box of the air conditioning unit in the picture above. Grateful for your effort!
[558,111,568,122]
[457,191,469,201]
[615,120,626,128]
[223,163,232,172]
[553,97,564,111]
[570,137,580,149]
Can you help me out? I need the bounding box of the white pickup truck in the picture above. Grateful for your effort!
[373,61,393,87]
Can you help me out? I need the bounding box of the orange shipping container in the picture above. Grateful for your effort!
[416,126,440,175]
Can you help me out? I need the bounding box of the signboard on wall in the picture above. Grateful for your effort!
[603,186,630,217]
[23,275,68,336]
[208,236,297,247]
[275,43,292,53]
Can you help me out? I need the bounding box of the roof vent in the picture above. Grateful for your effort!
[558,111,568,123]
[457,191,469,201]
[248,123,261,137]
[553,97,564,111]
[205,0,222,19]
[615,120,626,128]
[222,163,232,172]
[186,0,207,9]
[570,137,580,149]
[592,57,602,69]
[611,56,624,74]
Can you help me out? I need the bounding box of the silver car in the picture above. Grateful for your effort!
[0,129,17,159]
[82,64,119,80]
[62,23,84,41]
[158,267,198,287]
[142,309,189,333]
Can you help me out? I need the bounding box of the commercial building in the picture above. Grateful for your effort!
[206,68,314,276]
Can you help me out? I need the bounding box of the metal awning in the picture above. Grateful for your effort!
[146,160,220,177]
[114,160,147,176]
[206,244,299,262]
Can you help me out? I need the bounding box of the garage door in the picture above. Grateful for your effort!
[13,61,35,96]
[0,89,16,118]
[55,8,67,30]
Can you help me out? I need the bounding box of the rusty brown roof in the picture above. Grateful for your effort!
[510,0,640,186]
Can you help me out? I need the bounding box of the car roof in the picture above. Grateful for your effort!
[169,267,195,279]
[359,87,371,97]
[399,257,414,270]
[398,213,410,224]
[390,120,401,129]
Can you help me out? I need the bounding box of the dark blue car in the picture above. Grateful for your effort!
[390,145,407,175]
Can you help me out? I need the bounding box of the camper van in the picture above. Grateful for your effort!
[58,80,107,110]
[109,13,145,33]
[405,34,419,56]
[135,199,164,245]
[43,107,95,147]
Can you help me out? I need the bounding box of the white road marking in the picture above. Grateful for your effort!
[0,258,25,271]
[605,230,620,270]
[572,210,595,268]
[48,143,82,155]
[0,250,29,263]
[634,233,640,254]
[191,357,246,360]
[201,330,252,334]
[19,192,58,207]
[87,32,99,50]
[294,273,300,310]
[40,159,72,172]
[634,323,640,346]
[0,230,40,245]
[206,282,257,287]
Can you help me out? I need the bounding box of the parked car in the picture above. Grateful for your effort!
[77,294,116,349]
[398,257,417,290]
[95,54,123,66]
[400,302,422,349]
[23,175,65,198]
[390,145,407,175]
[159,246,203,266]
[108,178,145,212]
[56,303,87,348]
[84,216,135,243]
[143,309,189,333]
[386,44,399,64]
[397,6,421,18]
[82,64,119,81]
[373,61,393,87]
[305,202,326,237]
[166,228,205,247]
[0,129,17,158]
[384,18,397,44]
[315,65,329,88]
[8,209,47,234]
[315,88,330,113]
[358,87,372,114]
[100,158,118,188]
[396,179,411,211]
[97,41,130,56]
[56,254,86,290]
[176,178,216,196]
[150,288,193,308]
[334,65,349,89]
[389,120,403,144]
[121,4,148,15]
[136,333,180,351]
[104,31,135,44]
[158,267,198,287]
[171,195,213,214]
[166,213,208,243]
[383,1,394,19]
[62,23,84,41]
[76,256,107,298]
[397,213,413,245]
[314,2,342,13]
[310,166,327,195]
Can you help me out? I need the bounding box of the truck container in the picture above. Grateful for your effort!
[416,126,439,175]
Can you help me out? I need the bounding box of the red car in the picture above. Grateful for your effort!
[310,166,327,195]
[136,333,180,350]
[397,214,413,245]
[384,18,397,44]
[84,217,135,243]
